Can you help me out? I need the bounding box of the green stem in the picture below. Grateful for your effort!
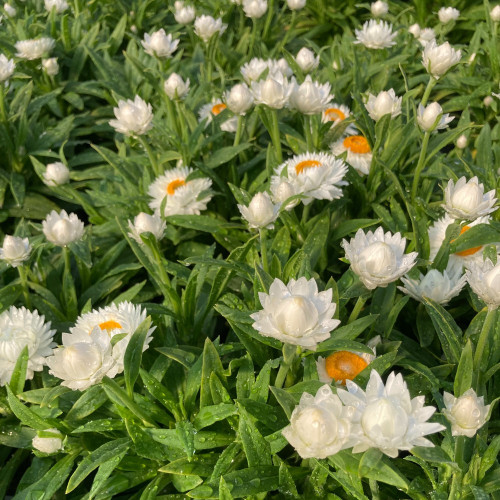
[138,136,161,177]
[411,131,430,202]
[262,0,274,40]
[18,266,31,309]
[279,10,296,51]
[174,100,188,163]
[369,479,380,500]
[473,308,497,390]
[259,228,269,273]
[304,115,313,151]
[274,362,290,389]
[421,77,437,107]
[249,18,258,56]
[0,84,7,123]
[448,436,465,500]
[301,203,311,224]
[269,108,283,165]
[348,296,367,324]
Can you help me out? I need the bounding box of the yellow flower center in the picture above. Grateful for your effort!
[211,103,227,115]
[324,107,346,122]
[343,135,371,154]
[166,178,186,195]
[454,225,482,257]
[98,320,122,332]
[325,351,368,384]
[295,159,322,175]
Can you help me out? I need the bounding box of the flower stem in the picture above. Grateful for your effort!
[138,136,161,177]
[259,228,269,273]
[348,295,367,324]
[234,115,244,147]
[0,84,8,123]
[448,436,465,500]
[249,18,258,56]
[411,131,430,202]
[275,343,296,388]
[473,308,497,390]
[421,77,437,107]
[174,100,188,164]
[17,266,31,309]
[269,108,283,165]
[304,115,313,151]
[262,0,274,40]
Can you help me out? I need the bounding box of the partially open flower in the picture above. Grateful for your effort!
[242,0,267,18]
[225,83,254,115]
[174,2,195,24]
[42,57,59,76]
[194,15,227,42]
[286,0,306,9]
[164,73,190,100]
[364,89,402,121]
[422,40,461,79]
[295,47,319,73]
[128,212,166,244]
[0,235,31,267]
[371,1,388,17]
[43,161,69,186]
[109,96,153,136]
[42,210,84,247]
[141,29,179,58]
[438,7,459,23]
[417,102,454,132]
[238,192,280,229]
[0,54,15,82]
[354,20,397,49]
[465,258,500,310]
[289,76,333,115]
[251,72,294,109]
[443,389,490,437]
[15,38,55,60]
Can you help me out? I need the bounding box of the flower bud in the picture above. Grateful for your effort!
[491,5,500,22]
[164,73,190,100]
[225,83,253,115]
[128,212,166,244]
[0,54,15,82]
[243,0,267,18]
[422,40,461,79]
[194,15,227,42]
[141,29,179,58]
[417,102,453,132]
[238,192,280,229]
[43,162,69,186]
[295,47,319,73]
[4,3,16,16]
[365,89,401,121]
[32,429,63,453]
[42,210,84,246]
[443,389,490,437]
[0,235,31,267]
[408,23,421,37]
[286,0,306,10]
[42,57,59,76]
[174,3,195,24]
[370,1,388,17]
[484,95,493,107]
[438,7,460,23]
[456,134,467,149]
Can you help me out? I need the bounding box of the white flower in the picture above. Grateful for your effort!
[438,7,459,23]
[194,15,227,42]
[0,307,56,386]
[43,161,69,186]
[417,102,454,132]
[15,38,55,60]
[109,95,153,136]
[422,40,461,79]
[148,166,213,217]
[443,176,497,221]
[42,210,84,247]
[225,83,254,115]
[275,58,293,77]
[141,29,179,58]
[271,152,348,205]
[42,57,59,76]
[491,5,500,22]
[241,58,270,83]
[0,54,14,82]
[331,135,372,175]
[398,262,467,305]
[443,389,490,437]
[44,0,68,13]
[456,134,467,149]
[354,20,397,49]
[289,76,333,115]
[295,47,319,73]
[3,3,15,16]
[371,1,388,17]
[32,429,63,453]
[321,103,356,133]
[270,179,298,209]
[282,385,352,458]
[465,258,500,310]
[342,227,418,290]
[0,235,31,267]
[251,72,294,109]
[484,95,493,107]
[128,212,166,244]
[243,0,267,18]
[250,277,340,349]
[164,73,190,100]
[317,337,379,385]
[198,99,237,132]
[174,2,195,24]
[47,330,117,390]
[238,192,280,229]
[338,371,445,457]
[67,302,155,373]
[408,23,421,38]
[365,89,402,121]
[418,28,436,46]
[286,0,306,9]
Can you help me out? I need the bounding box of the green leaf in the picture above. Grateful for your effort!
[302,212,329,270]
[140,368,181,420]
[193,404,237,430]
[328,315,379,341]
[65,386,108,423]
[316,339,374,354]
[6,386,53,431]
[176,420,196,460]
[219,476,234,500]
[359,449,409,489]
[238,404,272,467]
[450,224,500,255]
[159,454,219,476]
[278,462,299,498]
[9,346,29,395]
[454,339,473,397]
[205,143,252,168]
[479,435,500,481]
[166,215,229,233]
[270,386,296,419]
[411,446,455,465]
[124,316,152,398]
[201,338,225,408]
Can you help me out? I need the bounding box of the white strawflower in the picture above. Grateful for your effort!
[42,210,84,247]
[198,99,237,132]
[251,72,294,109]
[408,23,421,38]
[364,89,402,121]
[342,227,418,290]
[274,58,293,77]
[484,96,493,107]
[32,429,63,453]
[438,7,459,23]
[164,73,190,100]
[238,192,280,229]
[141,29,179,58]
[194,15,227,43]
[128,212,166,244]
[42,57,59,76]
[354,20,397,49]
[295,47,319,73]
[44,0,68,13]
[371,1,388,17]
[270,179,298,209]
[465,258,500,310]
[337,370,445,457]
[225,83,254,115]
[174,3,195,24]
[240,58,270,83]
[286,0,306,9]
[282,385,352,459]
[443,389,490,437]
[0,235,31,267]
[322,103,356,133]
[0,306,56,386]
[417,102,454,132]
[289,76,333,115]
[243,0,267,18]
[418,28,436,46]
[15,38,55,60]
[443,176,497,221]
[270,152,348,205]
[398,262,467,305]
[456,134,467,149]
[3,3,15,16]
[148,166,213,217]
[109,95,153,136]
[250,277,340,349]
[331,135,372,176]
[43,162,69,186]
[422,40,461,79]
[0,54,15,82]
[491,5,500,22]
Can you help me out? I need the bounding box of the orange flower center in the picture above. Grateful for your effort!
[324,107,346,122]
[325,351,368,384]
[211,103,227,116]
[166,178,186,195]
[454,225,482,257]
[98,320,122,332]
[295,159,322,175]
[343,136,371,154]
